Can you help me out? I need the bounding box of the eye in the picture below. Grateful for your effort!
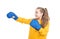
[36,11,38,14]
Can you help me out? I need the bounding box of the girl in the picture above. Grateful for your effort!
[7,7,50,39]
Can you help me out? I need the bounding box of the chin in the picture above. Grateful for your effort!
[35,17,39,20]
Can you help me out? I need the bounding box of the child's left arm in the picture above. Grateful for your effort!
[30,19,50,36]
[39,22,50,36]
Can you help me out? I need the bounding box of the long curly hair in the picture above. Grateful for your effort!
[37,7,50,28]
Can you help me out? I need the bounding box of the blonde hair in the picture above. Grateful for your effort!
[37,7,50,28]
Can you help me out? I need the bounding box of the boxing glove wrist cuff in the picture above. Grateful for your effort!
[12,16,18,20]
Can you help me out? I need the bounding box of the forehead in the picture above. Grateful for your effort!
[36,9,41,11]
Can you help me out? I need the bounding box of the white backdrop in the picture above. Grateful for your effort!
[0,0,60,39]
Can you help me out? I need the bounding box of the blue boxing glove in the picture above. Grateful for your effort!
[30,19,42,30]
[7,12,18,20]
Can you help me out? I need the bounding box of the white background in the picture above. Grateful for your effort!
[0,0,60,39]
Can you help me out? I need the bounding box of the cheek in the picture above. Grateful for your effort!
[38,14,41,17]
[39,12,43,17]
[37,12,41,16]
[35,13,40,17]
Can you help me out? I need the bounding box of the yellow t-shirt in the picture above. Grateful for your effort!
[16,17,49,39]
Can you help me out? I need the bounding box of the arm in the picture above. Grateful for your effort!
[30,19,42,30]
[30,19,50,36]
[7,12,31,24]
[16,17,31,24]
[7,12,41,30]
[39,22,50,36]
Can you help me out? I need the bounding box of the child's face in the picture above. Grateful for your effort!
[35,9,43,19]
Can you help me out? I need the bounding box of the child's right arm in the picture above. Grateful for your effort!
[7,12,31,24]
[16,17,31,24]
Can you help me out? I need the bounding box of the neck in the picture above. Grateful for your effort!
[39,17,41,20]
[38,16,42,20]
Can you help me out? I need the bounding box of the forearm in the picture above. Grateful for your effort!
[16,17,31,24]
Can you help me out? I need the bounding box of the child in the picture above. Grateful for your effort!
[7,7,50,39]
